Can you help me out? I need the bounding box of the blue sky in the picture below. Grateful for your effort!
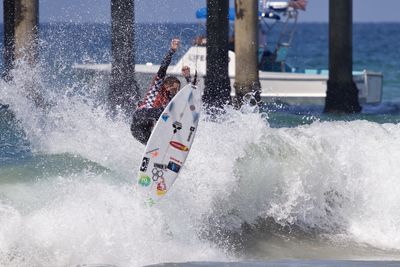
[1,0,399,23]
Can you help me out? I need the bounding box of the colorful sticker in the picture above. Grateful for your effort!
[156,178,167,196]
[140,157,150,172]
[147,197,156,206]
[167,161,181,173]
[161,114,169,122]
[170,141,189,152]
[170,157,183,164]
[138,173,151,187]
[146,148,159,158]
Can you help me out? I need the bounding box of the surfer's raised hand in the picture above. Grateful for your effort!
[170,38,180,52]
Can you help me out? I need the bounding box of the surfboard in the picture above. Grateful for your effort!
[137,83,202,204]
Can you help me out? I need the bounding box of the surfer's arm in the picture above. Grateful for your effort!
[140,39,180,109]
[157,39,180,79]
[140,54,173,109]
[156,49,175,79]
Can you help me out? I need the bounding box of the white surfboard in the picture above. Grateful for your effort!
[137,83,202,204]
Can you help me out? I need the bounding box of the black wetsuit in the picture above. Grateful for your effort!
[130,107,164,145]
[130,49,175,145]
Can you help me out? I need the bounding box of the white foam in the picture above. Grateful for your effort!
[2,62,400,266]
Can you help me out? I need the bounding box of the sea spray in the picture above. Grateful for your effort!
[1,30,400,265]
[0,60,231,266]
[0,59,138,178]
[2,62,400,265]
[195,120,400,253]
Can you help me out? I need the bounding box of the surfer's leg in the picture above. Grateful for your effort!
[145,108,164,121]
[139,108,164,143]
[131,109,153,145]
[131,108,164,145]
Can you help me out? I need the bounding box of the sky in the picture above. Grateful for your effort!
[0,0,400,23]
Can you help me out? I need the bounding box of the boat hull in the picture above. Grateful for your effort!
[73,63,382,105]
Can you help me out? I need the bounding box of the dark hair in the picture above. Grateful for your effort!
[163,76,181,87]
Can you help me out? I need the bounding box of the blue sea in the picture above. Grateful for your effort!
[1,22,400,267]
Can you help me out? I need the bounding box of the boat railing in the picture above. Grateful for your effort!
[258,1,300,72]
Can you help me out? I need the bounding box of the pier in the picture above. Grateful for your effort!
[2,0,374,113]
[233,0,261,106]
[109,0,139,114]
[325,0,361,113]
[203,0,231,109]
[3,0,39,78]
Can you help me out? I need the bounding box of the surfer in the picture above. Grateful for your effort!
[131,38,193,145]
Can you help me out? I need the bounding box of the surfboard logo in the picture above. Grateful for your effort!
[146,148,159,158]
[154,163,167,169]
[172,121,182,134]
[140,157,150,172]
[138,173,151,187]
[151,167,164,181]
[170,157,183,164]
[167,161,181,173]
[169,141,189,152]
[156,178,167,196]
[187,126,196,142]
[161,113,169,122]
[148,198,156,205]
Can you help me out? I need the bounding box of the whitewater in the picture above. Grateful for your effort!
[0,62,400,267]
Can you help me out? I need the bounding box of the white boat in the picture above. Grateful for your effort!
[72,0,383,105]
[73,45,383,105]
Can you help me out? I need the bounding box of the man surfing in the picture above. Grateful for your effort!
[131,38,193,144]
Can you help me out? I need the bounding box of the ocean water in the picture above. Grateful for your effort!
[1,23,400,267]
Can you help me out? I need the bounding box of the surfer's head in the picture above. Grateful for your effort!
[162,76,181,97]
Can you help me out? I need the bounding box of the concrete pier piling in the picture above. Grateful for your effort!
[325,0,361,113]
[3,0,15,78]
[233,0,261,107]
[2,0,47,108]
[109,0,139,114]
[203,0,231,110]
[15,0,39,65]
[3,0,39,78]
